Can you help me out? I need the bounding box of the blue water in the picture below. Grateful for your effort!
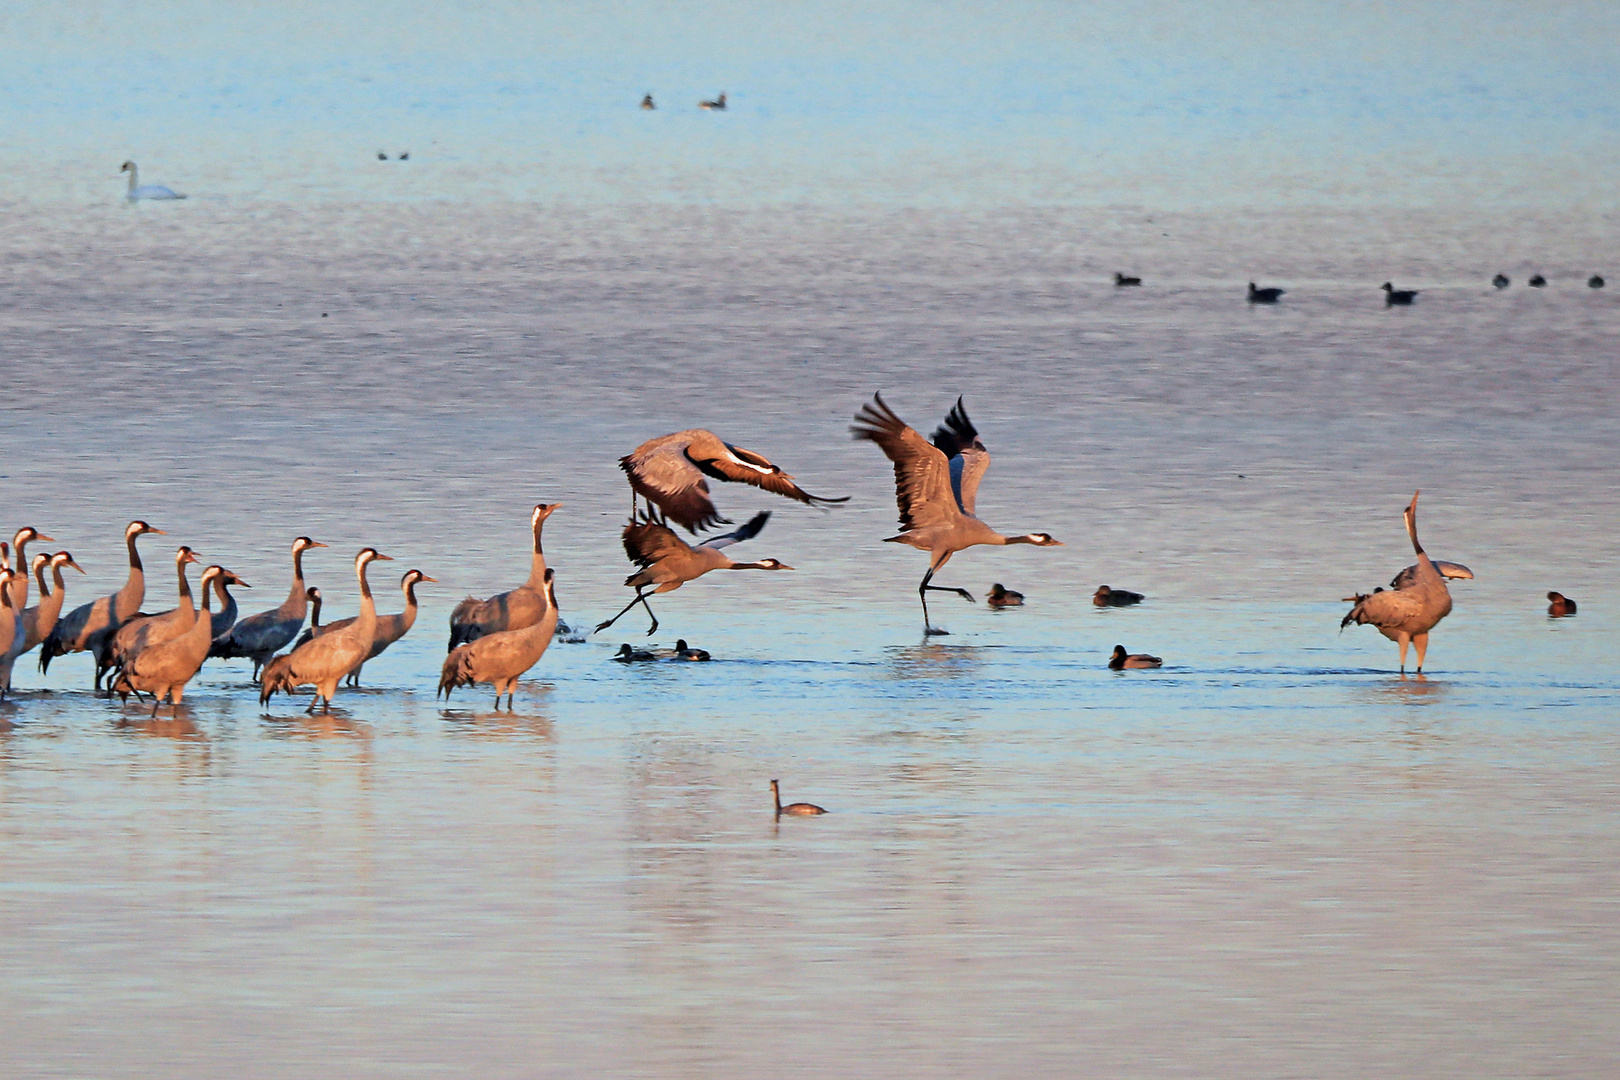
[1,4,1618,1078]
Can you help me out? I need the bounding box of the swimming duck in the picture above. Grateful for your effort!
[1381,282,1418,305]
[1109,645,1162,670]
[1093,585,1144,607]
[987,584,1024,607]
[1115,273,1142,287]
[640,94,656,110]
[1528,274,1547,288]
[1247,282,1285,304]
[613,643,657,662]
[699,92,727,110]
[675,639,711,661]
[1492,274,1510,289]
[1590,275,1605,289]
[772,779,826,817]
[1547,591,1577,617]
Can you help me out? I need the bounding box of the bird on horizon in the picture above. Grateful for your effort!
[699,92,727,110]
[1547,591,1577,617]
[1247,282,1285,304]
[1382,282,1418,306]
[851,393,1062,635]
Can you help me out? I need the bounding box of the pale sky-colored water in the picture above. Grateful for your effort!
[1,5,1618,1079]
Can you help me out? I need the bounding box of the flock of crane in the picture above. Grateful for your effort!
[0,391,1551,716]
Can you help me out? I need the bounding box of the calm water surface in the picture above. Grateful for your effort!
[3,4,1620,1076]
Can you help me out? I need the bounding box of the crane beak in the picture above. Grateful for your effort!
[66,559,86,574]
[183,551,201,564]
[150,527,168,535]
[309,541,329,548]
[420,575,439,583]
[375,553,394,561]
[36,534,55,544]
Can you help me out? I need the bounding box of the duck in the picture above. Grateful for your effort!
[613,643,657,662]
[1590,275,1605,289]
[1381,282,1418,305]
[377,151,389,161]
[1493,273,1511,289]
[640,94,656,110]
[1528,274,1547,288]
[120,161,186,201]
[772,779,826,817]
[1547,591,1577,617]
[987,584,1024,607]
[1114,273,1142,287]
[675,639,710,661]
[699,92,727,110]
[1247,282,1285,304]
[1109,645,1162,670]
[1093,585,1144,607]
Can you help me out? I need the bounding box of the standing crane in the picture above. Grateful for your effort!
[440,568,559,709]
[448,503,557,648]
[259,548,391,713]
[209,536,327,681]
[1341,492,1458,673]
[850,393,1061,634]
[39,520,165,690]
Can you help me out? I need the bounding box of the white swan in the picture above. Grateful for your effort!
[120,161,186,201]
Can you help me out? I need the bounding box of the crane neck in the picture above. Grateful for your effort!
[118,531,147,618]
[35,559,51,599]
[771,781,783,814]
[127,530,145,572]
[176,558,195,612]
[283,547,311,613]
[401,579,421,628]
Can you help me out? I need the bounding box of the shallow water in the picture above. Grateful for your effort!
[3,5,1620,1077]
[1,198,1616,1080]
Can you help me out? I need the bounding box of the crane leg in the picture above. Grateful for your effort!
[918,566,974,635]
[1413,633,1429,673]
[1397,633,1410,674]
[596,589,657,635]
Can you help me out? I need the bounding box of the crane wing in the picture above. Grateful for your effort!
[851,393,960,531]
[622,429,847,534]
[692,441,849,508]
[1342,587,1429,631]
[619,430,727,534]
[699,511,769,551]
[621,514,692,570]
[930,396,991,515]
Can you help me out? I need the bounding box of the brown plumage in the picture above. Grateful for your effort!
[112,566,240,713]
[21,552,85,653]
[620,429,847,534]
[850,393,1062,634]
[1547,591,1577,617]
[448,503,558,649]
[39,520,165,689]
[1340,492,1456,673]
[107,546,202,675]
[6,526,53,612]
[772,779,826,817]
[987,584,1024,607]
[593,509,792,636]
[440,567,559,709]
[0,570,23,698]
[259,548,391,712]
[302,570,434,686]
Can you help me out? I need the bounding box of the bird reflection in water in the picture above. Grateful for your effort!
[887,642,984,681]
[1374,672,1447,701]
[261,711,373,740]
[111,709,205,741]
[439,706,554,739]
